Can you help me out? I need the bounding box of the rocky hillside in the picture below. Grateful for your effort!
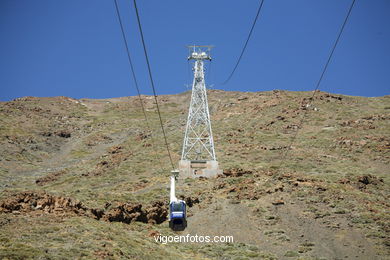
[0,90,389,259]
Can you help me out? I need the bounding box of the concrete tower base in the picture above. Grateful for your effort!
[178,160,222,179]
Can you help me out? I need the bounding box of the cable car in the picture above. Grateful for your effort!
[169,200,187,231]
[169,174,187,231]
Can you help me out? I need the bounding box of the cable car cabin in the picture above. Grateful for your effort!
[169,200,187,231]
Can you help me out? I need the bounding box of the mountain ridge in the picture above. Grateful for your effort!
[0,90,389,259]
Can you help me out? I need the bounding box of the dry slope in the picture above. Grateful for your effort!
[0,90,389,259]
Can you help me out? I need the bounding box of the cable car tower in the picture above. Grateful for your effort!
[179,45,221,178]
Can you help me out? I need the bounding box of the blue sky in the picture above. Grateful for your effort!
[0,0,389,101]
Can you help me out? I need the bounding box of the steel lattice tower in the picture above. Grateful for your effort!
[181,46,216,161]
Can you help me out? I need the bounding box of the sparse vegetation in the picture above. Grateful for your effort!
[0,90,389,259]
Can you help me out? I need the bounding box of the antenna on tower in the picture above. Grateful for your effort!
[179,45,221,178]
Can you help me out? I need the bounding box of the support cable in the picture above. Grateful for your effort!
[133,0,175,170]
[113,0,165,171]
[221,0,265,85]
[276,0,356,176]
